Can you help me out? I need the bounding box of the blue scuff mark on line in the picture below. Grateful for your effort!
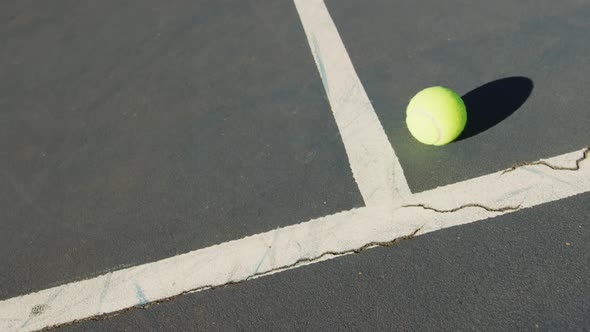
[497,186,533,201]
[134,283,148,306]
[98,272,113,309]
[311,35,329,95]
[522,167,571,186]
[253,228,281,274]
[253,254,267,275]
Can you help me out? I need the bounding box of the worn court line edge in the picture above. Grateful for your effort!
[1,149,589,331]
[1,0,589,330]
[295,0,411,205]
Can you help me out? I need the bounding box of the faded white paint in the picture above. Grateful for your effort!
[295,0,411,205]
[1,0,588,330]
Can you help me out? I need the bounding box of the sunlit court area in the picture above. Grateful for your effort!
[1,1,589,330]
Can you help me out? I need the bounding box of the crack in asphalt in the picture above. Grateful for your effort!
[39,146,590,330]
[42,227,424,330]
[502,146,590,174]
[402,203,522,213]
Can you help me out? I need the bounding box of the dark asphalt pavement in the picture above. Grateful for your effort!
[62,193,590,331]
[326,0,590,192]
[1,0,361,299]
[1,0,589,330]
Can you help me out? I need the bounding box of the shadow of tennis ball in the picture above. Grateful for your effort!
[457,76,534,141]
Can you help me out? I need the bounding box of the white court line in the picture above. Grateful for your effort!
[2,150,588,331]
[295,0,411,205]
[1,0,589,330]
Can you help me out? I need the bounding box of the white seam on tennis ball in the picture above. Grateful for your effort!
[412,109,442,145]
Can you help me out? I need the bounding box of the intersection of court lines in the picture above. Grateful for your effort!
[1,0,589,331]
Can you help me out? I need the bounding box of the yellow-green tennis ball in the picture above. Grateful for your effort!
[406,86,467,146]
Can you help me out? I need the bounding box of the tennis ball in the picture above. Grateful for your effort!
[406,86,467,146]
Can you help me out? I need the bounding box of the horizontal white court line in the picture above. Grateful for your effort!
[2,0,589,330]
[1,148,588,331]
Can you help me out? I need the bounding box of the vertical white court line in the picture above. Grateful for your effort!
[294,0,411,206]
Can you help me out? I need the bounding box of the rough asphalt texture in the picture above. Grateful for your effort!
[1,0,361,299]
[327,0,590,192]
[62,193,590,331]
[1,0,588,330]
